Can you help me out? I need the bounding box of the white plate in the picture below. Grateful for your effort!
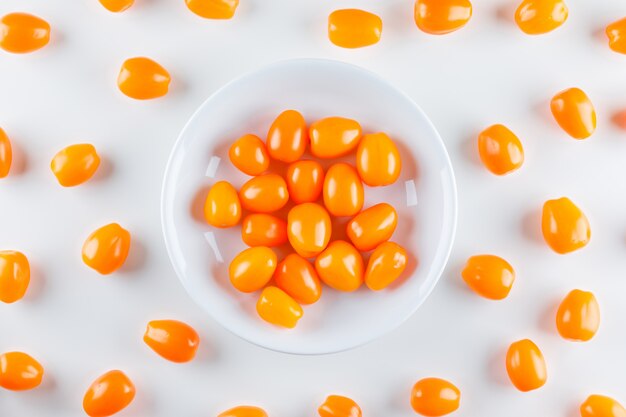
[161,59,457,355]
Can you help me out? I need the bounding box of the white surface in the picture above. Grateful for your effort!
[0,0,625,415]
[161,58,457,354]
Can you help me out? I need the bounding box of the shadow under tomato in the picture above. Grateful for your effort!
[538,296,559,335]
[120,238,147,274]
[611,110,626,130]
[487,346,511,386]
[521,208,544,245]
[190,185,210,224]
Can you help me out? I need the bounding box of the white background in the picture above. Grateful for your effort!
[1,0,625,416]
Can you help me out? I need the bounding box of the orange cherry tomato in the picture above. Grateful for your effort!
[0,351,43,391]
[328,9,382,49]
[414,0,472,35]
[274,253,322,304]
[99,0,134,12]
[410,377,460,417]
[83,370,135,417]
[461,254,515,300]
[550,88,596,139]
[319,395,362,417]
[0,128,12,178]
[205,181,242,228]
[477,125,524,175]
[607,18,626,54]
[365,241,407,291]
[218,405,268,417]
[515,0,568,35]
[356,133,401,186]
[239,174,289,213]
[542,197,590,254]
[287,203,332,258]
[0,251,30,303]
[186,0,239,19]
[229,247,277,293]
[286,160,324,204]
[143,319,200,363]
[82,223,131,275]
[266,110,308,163]
[346,203,397,251]
[315,240,363,292]
[229,134,270,176]
[581,395,626,417]
[256,286,303,328]
[323,163,364,217]
[506,339,547,392]
[241,214,287,247]
[50,144,101,187]
[556,289,600,342]
[117,57,170,100]
[0,13,50,54]
[309,117,362,159]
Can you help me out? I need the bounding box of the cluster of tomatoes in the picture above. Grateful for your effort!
[204,110,406,329]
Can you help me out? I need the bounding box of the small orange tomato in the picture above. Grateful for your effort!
[50,144,100,187]
[0,128,12,178]
[356,133,401,186]
[315,240,363,292]
[461,254,515,300]
[556,289,600,342]
[185,0,239,19]
[218,405,268,417]
[550,88,596,139]
[287,203,332,258]
[515,0,568,35]
[286,160,324,204]
[266,110,308,163]
[205,181,241,228]
[256,286,303,328]
[229,134,270,176]
[328,9,382,49]
[607,18,626,54]
[0,13,50,54]
[143,319,200,363]
[239,174,289,213]
[346,203,397,251]
[0,351,43,391]
[477,125,524,175]
[365,242,407,291]
[414,0,472,35]
[309,117,362,159]
[99,0,134,12]
[82,223,131,275]
[83,370,135,417]
[542,197,590,254]
[581,395,626,417]
[319,395,362,417]
[0,251,30,303]
[323,163,364,217]
[410,377,460,416]
[241,214,288,247]
[117,57,170,100]
[505,339,547,392]
[229,247,277,293]
[274,253,322,304]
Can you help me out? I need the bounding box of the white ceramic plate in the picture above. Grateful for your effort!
[161,59,457,355]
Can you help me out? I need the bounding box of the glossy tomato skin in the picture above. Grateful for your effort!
[346,203,397,251]
[82,223,131,275]
[319,395,362,417]
[556,289,600,341]
[477,125,524,175]
[0,251,30,303]
[241,214,288,247]
[256,286,303,328]
[410,377,461,416]
[580,395,626,417]
[413,0,472,35]
[286,160,324,204]
[314,240,364,292]
[0,351,44,391]
[229,134,270,176]
[309,117,362,159]
[274,253,322,304]
[607,18,626,54]
[229,247,277,293]
[505,339,547,392]
[356,133,401,186]
[365,242,407,291]
[550,88,596,139]
[143,320,200,363]
[328,9,382,49]
[0,13,50,54]
[99,0,134,12]
[461,254,515,300]
[541,197,590,254]
[83,370,135,417]
[239,174,289,213]
[218,405,269,417]
[515,0,568,35]
[0,128,12,178]
[51,144,101,187]
[117,57,170,100]
[266,110,308,163]
[287,203,332,258]
[186,0,239,19]
[323,163,364,217]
